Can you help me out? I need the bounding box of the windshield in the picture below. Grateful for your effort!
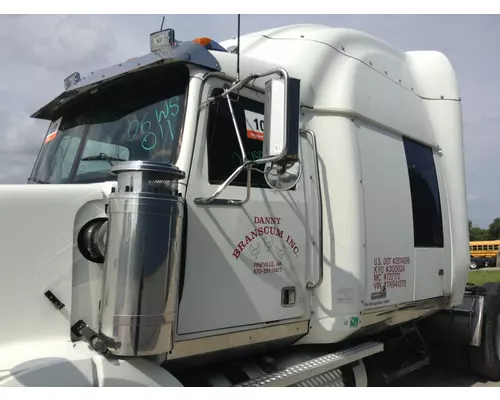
[30,63,189,184]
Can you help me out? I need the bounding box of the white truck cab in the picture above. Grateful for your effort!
[1,23,499,387]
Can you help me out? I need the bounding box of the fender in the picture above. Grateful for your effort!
[0,341,182,387]
[0,184,111,347]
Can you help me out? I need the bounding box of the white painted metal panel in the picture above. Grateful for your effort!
[357,123,415,309]
[177,80,314,335]
[414,248,445,301]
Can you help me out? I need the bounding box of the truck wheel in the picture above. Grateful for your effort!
[470,283,500,380]
[470,262,478,270]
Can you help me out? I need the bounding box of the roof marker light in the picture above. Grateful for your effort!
[192,37,212,46]
[192,37,228,53]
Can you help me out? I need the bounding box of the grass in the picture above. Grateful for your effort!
[468,268,500,286]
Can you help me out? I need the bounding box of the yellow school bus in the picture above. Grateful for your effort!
[469,240,500,259]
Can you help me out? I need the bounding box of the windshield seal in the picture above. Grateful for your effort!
[30,63,190,185]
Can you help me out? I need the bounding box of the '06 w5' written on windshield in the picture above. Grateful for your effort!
[127,96,181,152]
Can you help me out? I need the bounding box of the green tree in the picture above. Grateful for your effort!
[488,218,500,240]
[470,227,490,241]
[469,220,491,241]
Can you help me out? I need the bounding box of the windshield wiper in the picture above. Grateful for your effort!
[27,177,50,184]
[81,153,126,166]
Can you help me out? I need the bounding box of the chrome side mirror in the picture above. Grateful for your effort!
[261,77,300,163]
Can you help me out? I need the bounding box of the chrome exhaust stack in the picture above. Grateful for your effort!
[98,161,185,357]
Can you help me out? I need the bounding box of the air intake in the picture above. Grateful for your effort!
[98,161,185,356]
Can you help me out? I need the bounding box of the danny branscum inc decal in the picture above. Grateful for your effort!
[232,216,300,275]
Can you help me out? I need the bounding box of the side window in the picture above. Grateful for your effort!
[403,138,444,248]
[206,88,269,189]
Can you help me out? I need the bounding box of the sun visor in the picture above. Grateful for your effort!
[31,40,221,120]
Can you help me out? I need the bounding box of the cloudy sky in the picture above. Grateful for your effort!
[0,14,498,227]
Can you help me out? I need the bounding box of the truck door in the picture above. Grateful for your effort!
[176,78,317,335]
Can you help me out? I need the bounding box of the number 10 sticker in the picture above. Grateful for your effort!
[244,110,264,141]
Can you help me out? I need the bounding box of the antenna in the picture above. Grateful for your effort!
[160,16,165,31]
[236,14,241,82]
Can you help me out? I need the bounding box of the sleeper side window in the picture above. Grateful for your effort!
[205,88,270,189]
[403,138,444,248]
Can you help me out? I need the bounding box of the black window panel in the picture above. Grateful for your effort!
[206,88,269,188]
[403,138,444,248]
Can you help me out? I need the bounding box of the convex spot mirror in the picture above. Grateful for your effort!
[264,159,302,191]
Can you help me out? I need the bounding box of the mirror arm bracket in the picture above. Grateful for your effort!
[194,162,254,206]
[225,93,247,164]
[195,67,292,207]
[206,68,288,104]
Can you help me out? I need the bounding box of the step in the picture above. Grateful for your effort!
[383,357,430,384]
[234,341,384,387]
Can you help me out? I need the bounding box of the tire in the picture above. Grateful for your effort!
[469,283,500,380]
[470,262,478,270]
